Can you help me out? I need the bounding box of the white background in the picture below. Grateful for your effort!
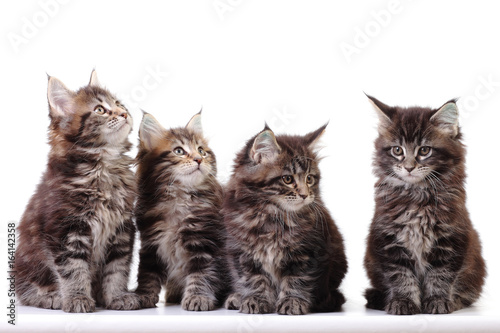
[1,1,499,332]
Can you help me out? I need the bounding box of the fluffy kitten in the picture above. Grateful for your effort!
[134,112,228,311]
[223,125,347,315]
[364,95,486,315]
[16,71,139,312]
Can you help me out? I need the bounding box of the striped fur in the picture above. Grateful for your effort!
[15,71,139,313]
[223,125,347,315]
[134,112,228,311]
[364,96,486,315]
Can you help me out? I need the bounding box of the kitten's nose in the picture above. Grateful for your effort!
[194,156,202,165]
[405,166,415,173]
[120,112,128,119]
[299,194,308,200]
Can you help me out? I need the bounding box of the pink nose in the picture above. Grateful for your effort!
[194,157,202,165]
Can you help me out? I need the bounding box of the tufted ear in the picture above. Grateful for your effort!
[186,110,203,135]
[250,126,281,164]
[304,123,327,150]
[47,76,75,118]
[139,112,166,151]
[431,99,459,137]
[89,69,101,87]
[366,94,395,130]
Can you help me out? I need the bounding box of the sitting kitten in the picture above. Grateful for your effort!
[16,71,139,312]
[134,112,228,311]
[223,125,347,315]
[364,95,486,315]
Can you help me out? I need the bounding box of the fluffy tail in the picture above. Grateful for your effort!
[364,288,385,310]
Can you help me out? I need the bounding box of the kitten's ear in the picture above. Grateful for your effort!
[186,110,203,135]
[139,112,165,151]
[304,123,327,150]
[47,76,75,118]
[250,126,281,164]
[431,99,459,137]
[366,94,394,128]
[89,69,101,87]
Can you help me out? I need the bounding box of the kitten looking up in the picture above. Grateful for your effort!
[16,71,139,312]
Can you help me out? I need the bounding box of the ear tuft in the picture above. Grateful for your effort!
[139,112,165,150]
[186,111,203,135]
[366,94,394,129]
[89,69,101,87]
[431,100,459,137]
[250,128,281,164]
[305,123,327,150]
[47,76,74,118]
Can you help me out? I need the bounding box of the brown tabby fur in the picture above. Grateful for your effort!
[15,71,139,313]
[364,95,486,315]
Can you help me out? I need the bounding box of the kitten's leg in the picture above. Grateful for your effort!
[54,228,95,313]
[237,255,275,314]
[101,220,140,310]
[421,233,470,314]
[135,244,164,308]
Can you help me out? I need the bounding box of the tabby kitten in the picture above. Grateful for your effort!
[16,71,139,313]
[134,112,228,311]
[223,125,347,315]
[364,95,486,315]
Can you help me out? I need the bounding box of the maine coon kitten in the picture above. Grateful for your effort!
[364,95,486,315]
[15,71,139,312]
[134,112,228,311]
[223,125,347,315]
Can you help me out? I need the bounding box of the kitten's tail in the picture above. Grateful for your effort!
[364,288,385,310]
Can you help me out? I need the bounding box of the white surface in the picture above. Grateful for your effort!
[1,0,500,332]
[3,300,500,333]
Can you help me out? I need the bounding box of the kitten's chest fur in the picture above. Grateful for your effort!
[74,154,134,263]
[151,190,202,283]
[394,204,437,276]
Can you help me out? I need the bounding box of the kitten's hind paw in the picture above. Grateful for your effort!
[224,293,242,310]
[63,295,95,313]
[36,292,62,310]
[182,295,215,311]
[386,298,420,315]
[422,297,453,314]
[106,293,141,310]
[137,293,159,308]
[365,288,385,310]
[277,297,309,315]
[240,297,273,314]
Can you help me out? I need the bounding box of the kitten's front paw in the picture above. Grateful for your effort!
[225,293,242,310]
[137,293,159,308]
[240,297,273,314]
[63,295,95,313]
[422,297,453,314]
[386,298,420,315]
[106,293,141,310]
[37,292,62,310]
[182,295,215,311]
[277,297,309,315]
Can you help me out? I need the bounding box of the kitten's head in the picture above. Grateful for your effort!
[368,95,464,186]
[137,111,216,188]
[47,70,132,148]
[233,124,326,212]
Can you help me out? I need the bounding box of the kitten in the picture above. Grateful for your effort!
[223,125,347,315]
[134,112,228,311]
[15,71,139,313]
[364,95,486,315]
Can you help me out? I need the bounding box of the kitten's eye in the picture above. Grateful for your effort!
[94,105,106,115]
[198,147,207,157]
[282,175,294,185]
[391,146,404,157]
[306,175,315,185]
[173,147,186,156]
[418,146,432,157]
